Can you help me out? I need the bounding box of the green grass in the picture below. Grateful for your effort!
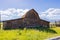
[0,23,60,40]
[0,27,60,40]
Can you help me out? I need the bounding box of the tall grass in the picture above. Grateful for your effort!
[0,27,60,40]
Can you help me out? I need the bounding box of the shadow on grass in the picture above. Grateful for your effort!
[26,26,57,34]
[3,26,57,34]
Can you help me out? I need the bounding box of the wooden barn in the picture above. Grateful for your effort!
[3,9,50,29]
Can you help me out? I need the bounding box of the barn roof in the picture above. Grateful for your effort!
[3,18,24,22]
[40,19,50,23]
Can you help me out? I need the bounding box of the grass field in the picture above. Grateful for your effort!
[0,23,60,40]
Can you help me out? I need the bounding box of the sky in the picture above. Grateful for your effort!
[0,0,60,22]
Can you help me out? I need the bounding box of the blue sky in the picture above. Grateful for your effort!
[0,0,60,11]
[0,0,60,22]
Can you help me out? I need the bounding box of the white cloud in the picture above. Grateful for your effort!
[17,9,29,16]
[0,8,29,21]
[40,8,60,21]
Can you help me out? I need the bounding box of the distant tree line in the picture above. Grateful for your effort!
[55,21,60,27]
[50,20,60,27]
